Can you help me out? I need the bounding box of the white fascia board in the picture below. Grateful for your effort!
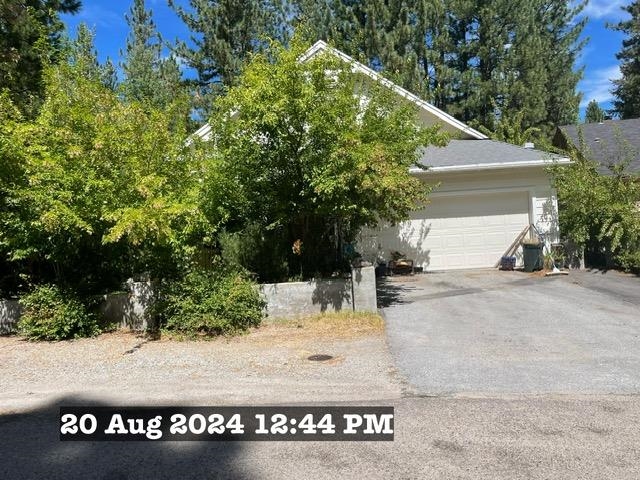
[192,40,489,141]
[192,123,212,141]
[409,157,572,174]
[301,41,488,140]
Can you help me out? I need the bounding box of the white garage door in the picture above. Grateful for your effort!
[395,191,530,270]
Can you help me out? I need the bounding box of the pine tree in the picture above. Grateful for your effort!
[65,24,118,92]
[611,1,640,119]
[121,0,183,109]
[585,100,605,123]
[539,0,585,129]
[169,0,289,117]
[294,0,585,137]
[101,57,118,91]
[69,24,105,82]
[0,0,82,116]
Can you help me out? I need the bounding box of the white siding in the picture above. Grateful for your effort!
[358,166,559,270]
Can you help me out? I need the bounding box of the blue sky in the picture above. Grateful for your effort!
[62,0,631,120]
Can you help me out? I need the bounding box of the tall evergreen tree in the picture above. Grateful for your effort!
[585,99,605,123]
[69,24,109,84]
[169,0,289,117]
[539,0,585,128]
[63,24,118,92]
[121,0,182,109]
[0,0,81,116]
[295,0,585,137]
[611,1,640,119]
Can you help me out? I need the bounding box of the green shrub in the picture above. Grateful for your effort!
[18,285,100,340]
[617,250,640,273]
[160,270,265,336]
[219,224,290,283]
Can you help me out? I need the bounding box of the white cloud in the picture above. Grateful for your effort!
[579,64,622,107]
[76,5,124,29]
[579,0,628,20]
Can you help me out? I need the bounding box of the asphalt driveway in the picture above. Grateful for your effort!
[380,269,640,395]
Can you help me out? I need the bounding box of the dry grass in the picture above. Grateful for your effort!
[264,311,385,338]
[151,311,384,343]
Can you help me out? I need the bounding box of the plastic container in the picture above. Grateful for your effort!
[523,244,544,272]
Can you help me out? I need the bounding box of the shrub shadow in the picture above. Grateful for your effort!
[376,278,417,308]
[311,277,352,312]
[0,396,246,480]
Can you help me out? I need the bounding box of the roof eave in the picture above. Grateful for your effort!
[410,158,572,174]
[194,40,490,141]
[300,41,488,140]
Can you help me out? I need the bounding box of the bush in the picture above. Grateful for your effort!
[160,270,265,336]
[18,285,100,341]
[219,225,290,282]
[550,140,640,271]
[617,250,640,273]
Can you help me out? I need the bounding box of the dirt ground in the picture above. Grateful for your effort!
[0,313,402,413]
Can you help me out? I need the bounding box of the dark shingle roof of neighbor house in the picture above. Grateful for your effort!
[415,139,565,172]
[557,118,640,174]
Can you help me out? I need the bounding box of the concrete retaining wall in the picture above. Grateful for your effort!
[1,267,378,331]
[0,300,20,334]
[260,266,377,319]
[100,281,155,331]
[0,281,155,334]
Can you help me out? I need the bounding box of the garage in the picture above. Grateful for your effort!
[402,191,530,270]
[360,187,534,271]
[354,135,567,271]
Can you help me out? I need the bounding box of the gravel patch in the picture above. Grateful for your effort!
[0,323,401,412]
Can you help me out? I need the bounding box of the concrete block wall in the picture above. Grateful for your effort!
[100,281,155,331]
[1,267,378,331]
[0,300,20,334]
[351,266,377,313]
[0,281,155,334]
[260,266,377,320]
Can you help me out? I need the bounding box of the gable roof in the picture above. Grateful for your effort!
[555,118,640,174]
[193,41,487,142]
[191,41,570,171]
[413,139,568,173]
[300,41,487,140]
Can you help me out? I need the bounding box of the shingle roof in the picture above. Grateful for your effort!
[557,118,640,174]
[415,139,564,171]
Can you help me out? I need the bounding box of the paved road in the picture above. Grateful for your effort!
[2,394,640,479]
[381,269,640,395]
[3,270,640,479]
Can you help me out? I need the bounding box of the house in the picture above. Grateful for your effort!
[194,41,569,271]
[553,118,640,175]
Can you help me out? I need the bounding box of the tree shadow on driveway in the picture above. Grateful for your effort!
[0,396,246,480]
[376,278,419,308]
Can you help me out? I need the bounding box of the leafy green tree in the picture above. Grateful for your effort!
[120,0,183,109]
[550,135,640,270]
[0,0,81,116]
[208,37,448,281]
[169,0,289,117]
[0,92,28,294]
[610,0,640,119]
[585,99,605,123]
[1,36,209,295]
[474,108,541,146]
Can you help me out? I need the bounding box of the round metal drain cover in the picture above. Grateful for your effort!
[307,354,333,362]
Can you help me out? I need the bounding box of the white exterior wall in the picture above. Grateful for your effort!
[358,166,559,270]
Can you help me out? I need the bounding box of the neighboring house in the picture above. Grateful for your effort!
[553,118,640,175]
[194,41,569,272]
